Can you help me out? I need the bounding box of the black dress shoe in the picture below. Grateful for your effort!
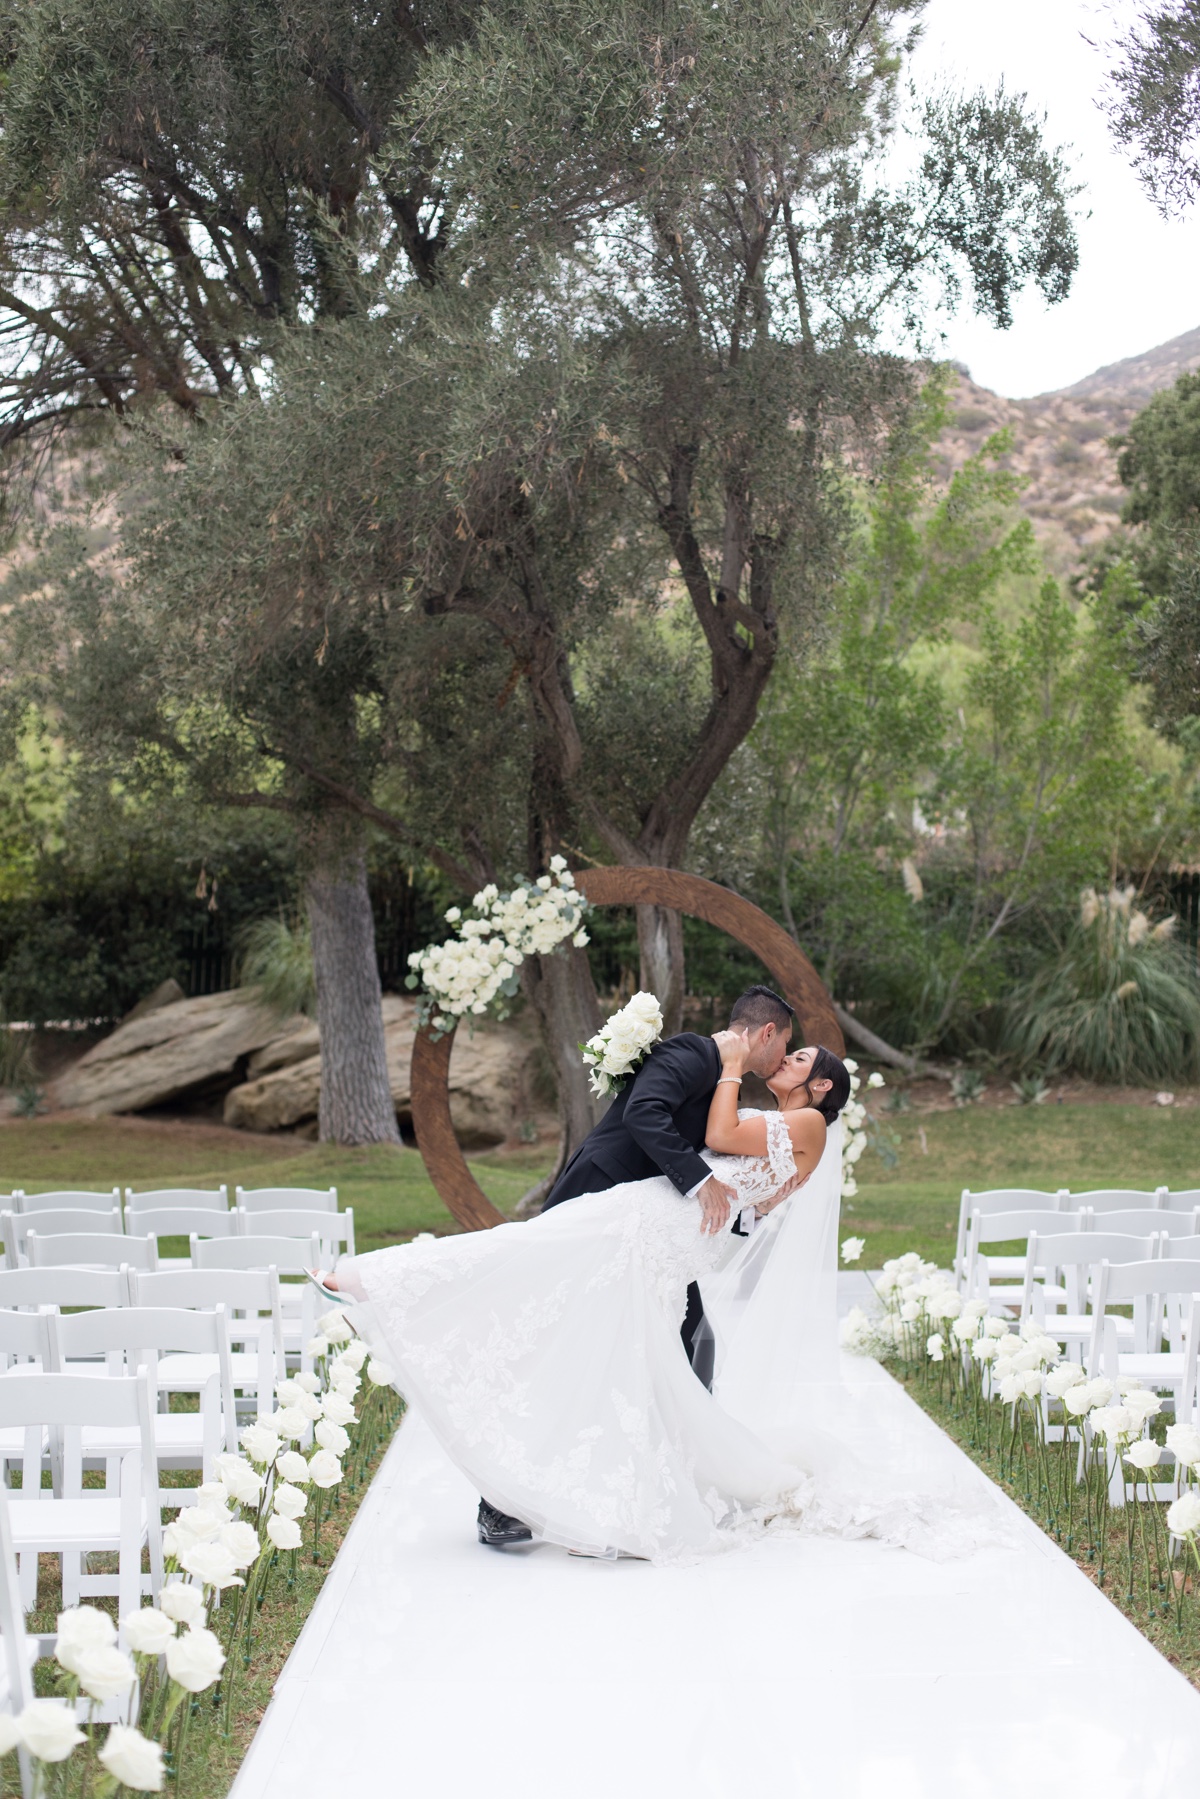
[477,1498,533,1546]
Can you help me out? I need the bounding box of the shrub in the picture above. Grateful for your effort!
[234,914,317,1018]
[1003,886,1200,1084]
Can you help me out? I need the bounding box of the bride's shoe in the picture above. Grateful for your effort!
[306,1269,344,1305]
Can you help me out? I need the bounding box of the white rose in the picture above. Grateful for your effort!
[318,1311,354,1344]
[219,1520,263,1568]
[215,1454,263,1506]
[180,1542,244,1591]
[55,1604,115,1673]
[1045,1364,1086,1397]
[314,1419,350,1457]
[275,1379,304,1407]
[1167,1491,1200,1537]
[840,1237,865,1263]
[1085,1377,1115,1407]
[294,1370,322,1394]
[367,1359,396,1387]
[74,1644,137,1704]
[272,1483,307,1520]
[1090,1406,1134,1442]
[307,1450,343,1489]
[304,1337,330,1360]
[99,1725,165,1792]
[1166,1423,1200,1464]
[294,1391,324,1421]
[121,1606,176,1656]
[1123,1389,1162,1422]
[971,1338,998,1363]
[320,1392,356,1427]
[158,1582,205,1627]
[335,1340,369,1372]
[266,1512,303,1551]
[275,1449,310,1483]
[239,1422,281,1467]
[1062,1386,1095,1416]
[984,1316,1009,1338]
[15,1699,85,1762]
[1124,1438,1163,1470]
[165,1627,225,1695]
[271,1405,309,1441]
[171,1505,226,1544]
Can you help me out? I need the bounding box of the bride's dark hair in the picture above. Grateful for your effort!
[805,1046,851,1124]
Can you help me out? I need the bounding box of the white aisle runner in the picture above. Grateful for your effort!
[233,1357,1200,1799]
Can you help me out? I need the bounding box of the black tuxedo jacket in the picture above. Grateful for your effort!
[543,1032,722,1210]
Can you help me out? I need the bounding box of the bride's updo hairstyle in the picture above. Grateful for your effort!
[806,1047,851,1124]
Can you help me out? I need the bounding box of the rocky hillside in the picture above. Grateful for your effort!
[935,325,1200,572]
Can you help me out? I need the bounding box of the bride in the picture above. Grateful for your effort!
[315,1031,869,1565]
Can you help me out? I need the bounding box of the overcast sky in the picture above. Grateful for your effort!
[900,0,1197,397]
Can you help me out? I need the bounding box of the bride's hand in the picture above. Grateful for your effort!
[711,1027,750,1073]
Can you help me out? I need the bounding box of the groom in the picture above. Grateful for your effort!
[477,982,794,1547]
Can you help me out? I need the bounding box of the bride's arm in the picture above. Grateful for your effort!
[704,1030,769,1155]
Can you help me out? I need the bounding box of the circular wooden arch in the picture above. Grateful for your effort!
[409,866,844,1233]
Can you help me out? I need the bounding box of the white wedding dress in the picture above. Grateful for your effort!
[338,1110,1001,1564]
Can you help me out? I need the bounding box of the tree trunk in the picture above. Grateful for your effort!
[636,902,685,1037]
[521,939,605,1166]
[305,822,401,1146]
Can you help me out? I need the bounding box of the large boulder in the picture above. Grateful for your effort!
[53,988,290,1115]
[222,996,536,1145]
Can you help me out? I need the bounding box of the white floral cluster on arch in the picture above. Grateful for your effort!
[406,858,589,1034]
[0,1311,399,1792]
[840,1058,884,1199]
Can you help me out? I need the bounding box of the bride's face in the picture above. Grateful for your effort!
[766,1046,829,1107]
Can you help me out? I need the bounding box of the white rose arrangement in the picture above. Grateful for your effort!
[406,857,589,1032]
[580,990,664,1097]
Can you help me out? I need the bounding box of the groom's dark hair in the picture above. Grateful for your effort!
[729,985,794,1035]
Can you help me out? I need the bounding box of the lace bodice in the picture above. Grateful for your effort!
[702,1108,797,1209]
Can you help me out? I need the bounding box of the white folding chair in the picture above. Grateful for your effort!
[966,1208,1081,1308]
[1165,1188,1200,1215]
[235,1186,338,1213]
[124,1186,229,1216]
[0,1371,163,1621]
[1069,1187,1167,1214]
[123,1207,237,1269]
[1088,1258,1200,1502]
[238,1207,356,1260]
[954,1189,1068,1290]
[48,1307,236,1500]
[3,1207,123,1269]
[0,1486,35,1799]
[193,1236,320,1374]
[9,1189,121,1214]
[129,1268,281,1419]
[1098,1208,1200,1239]
[0,1267,129,1312]
[27,1232,157,1273]
[0,1313,54,1493]
[1022,1230,1159,1357]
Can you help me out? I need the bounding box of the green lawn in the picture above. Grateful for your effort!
[2,1097,1196,1271]
[844,1098,1199,1267]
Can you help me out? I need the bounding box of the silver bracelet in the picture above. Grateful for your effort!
[716,1075,742,1086]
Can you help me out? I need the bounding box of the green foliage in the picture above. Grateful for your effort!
[1103,1,1200,215]
[1004,886,1200,1085]
[1104,371,1200,729]
[235,914,317,1019]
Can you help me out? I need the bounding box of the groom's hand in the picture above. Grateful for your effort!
[697,1175,735,1236]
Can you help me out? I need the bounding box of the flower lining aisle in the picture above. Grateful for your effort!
[1,1312,403,1798]
[843,1254,1200,1690]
